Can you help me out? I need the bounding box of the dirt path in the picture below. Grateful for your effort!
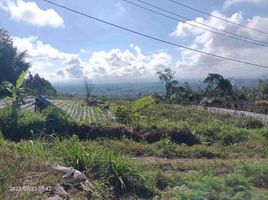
[197,106,268,122]
[134,156,268,165]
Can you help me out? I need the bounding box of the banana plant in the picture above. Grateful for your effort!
[1,71,26,108]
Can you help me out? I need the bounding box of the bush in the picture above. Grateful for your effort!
[132,96,155,112]
[238,163,268,189]
[141,128,166,143]
[164,122,200,146]
[194,121,223,143]
[194,121,249,145]
[114,105,132,125]
[42,107,73,136]
[235,118,264,129]
[153,170,173,190]
[0,107,45,140]
[222,128,249,145]
[259,128,268,139]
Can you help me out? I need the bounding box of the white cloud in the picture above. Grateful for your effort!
[13,36,172,82]
[171,11,268,79]
[83,45,172,82]
[13,36,82,79]
[0,0,64,28]
[224,0,268,8]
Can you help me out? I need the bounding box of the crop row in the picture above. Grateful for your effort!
[51,100,116,125]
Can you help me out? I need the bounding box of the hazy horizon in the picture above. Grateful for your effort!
[1,0,267,82]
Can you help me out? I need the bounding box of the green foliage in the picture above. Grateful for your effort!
[42,106,72,136]
[178,173,266,200]
[0,107,45,140]
[238,162,268,189]
[56,135,152,197]
[234,117,264,129]
[115,104,132,125]
[23,73,57,96]
[1,71,26,108]
[132,96,155,112]
[157,67,178,99]
[54,135,90,171]
[256,79,268,100]
[151,169,174,190]
[159,121,200,146]
[0,29,30,85]
[16,71,26,88]
[0,105,75,140]
[204,73,233,99]
[194,121,249,145]
[0,129,3,140]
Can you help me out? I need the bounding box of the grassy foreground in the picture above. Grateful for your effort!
[0,136,268,199]
[0,102,268,199]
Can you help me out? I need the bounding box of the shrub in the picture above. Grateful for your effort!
[194,121,249,145]
[235,118,264,129]
[238,163,268,189]
[132,96,155,112]
[163,122,200,146]
[141,129,166,143]
[73,124,129,140]
[259,128,268,139]
[222,128,249,145]
[114,105,132,125]
[42,107,72,136]
[0,107,45,140]
[153,170,173,190]
[194,121,223,143]
[225,174,251,189]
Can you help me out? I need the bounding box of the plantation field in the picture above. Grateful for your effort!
[0,98,116,124]
[50,100,116,124]
[1,99,268,199]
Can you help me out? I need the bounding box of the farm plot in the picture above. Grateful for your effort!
[0,97,35,110]
[51,100,116,125]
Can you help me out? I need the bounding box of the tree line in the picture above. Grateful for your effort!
[0,29,57,97]
[156,67,268,112]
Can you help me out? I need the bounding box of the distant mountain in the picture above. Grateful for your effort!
[53,79,261,99]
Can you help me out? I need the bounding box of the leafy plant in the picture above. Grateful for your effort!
[132,96,155,112]
[1,71,26,108]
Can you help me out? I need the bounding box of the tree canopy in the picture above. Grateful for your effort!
[204,73,233,98]
[24,73,57,96]
[0,29,30,85]
[157,67,178,98]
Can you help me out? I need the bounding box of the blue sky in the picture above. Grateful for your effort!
[0,0,268,82]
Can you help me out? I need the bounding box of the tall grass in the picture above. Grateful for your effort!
[54,135,152,196]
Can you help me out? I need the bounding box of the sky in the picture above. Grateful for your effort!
[0,0,268,83]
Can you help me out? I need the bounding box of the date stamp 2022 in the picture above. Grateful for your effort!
[9,185,51,193]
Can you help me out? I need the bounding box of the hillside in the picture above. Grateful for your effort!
[0,100,268,199]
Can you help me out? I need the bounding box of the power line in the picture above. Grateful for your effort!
[121,0,268,48]
[133,0,268,47]
[41,0,268,69]
[166,0,268,35]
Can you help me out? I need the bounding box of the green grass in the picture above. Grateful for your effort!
[0,101,268,199]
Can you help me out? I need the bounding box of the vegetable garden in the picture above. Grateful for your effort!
[50,100,115,124]
[0,98,116,125]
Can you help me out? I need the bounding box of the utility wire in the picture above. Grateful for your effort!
[121,0,268,48]
[132,0,268,47]
[166,0,268,35]
[41,0,268,69]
